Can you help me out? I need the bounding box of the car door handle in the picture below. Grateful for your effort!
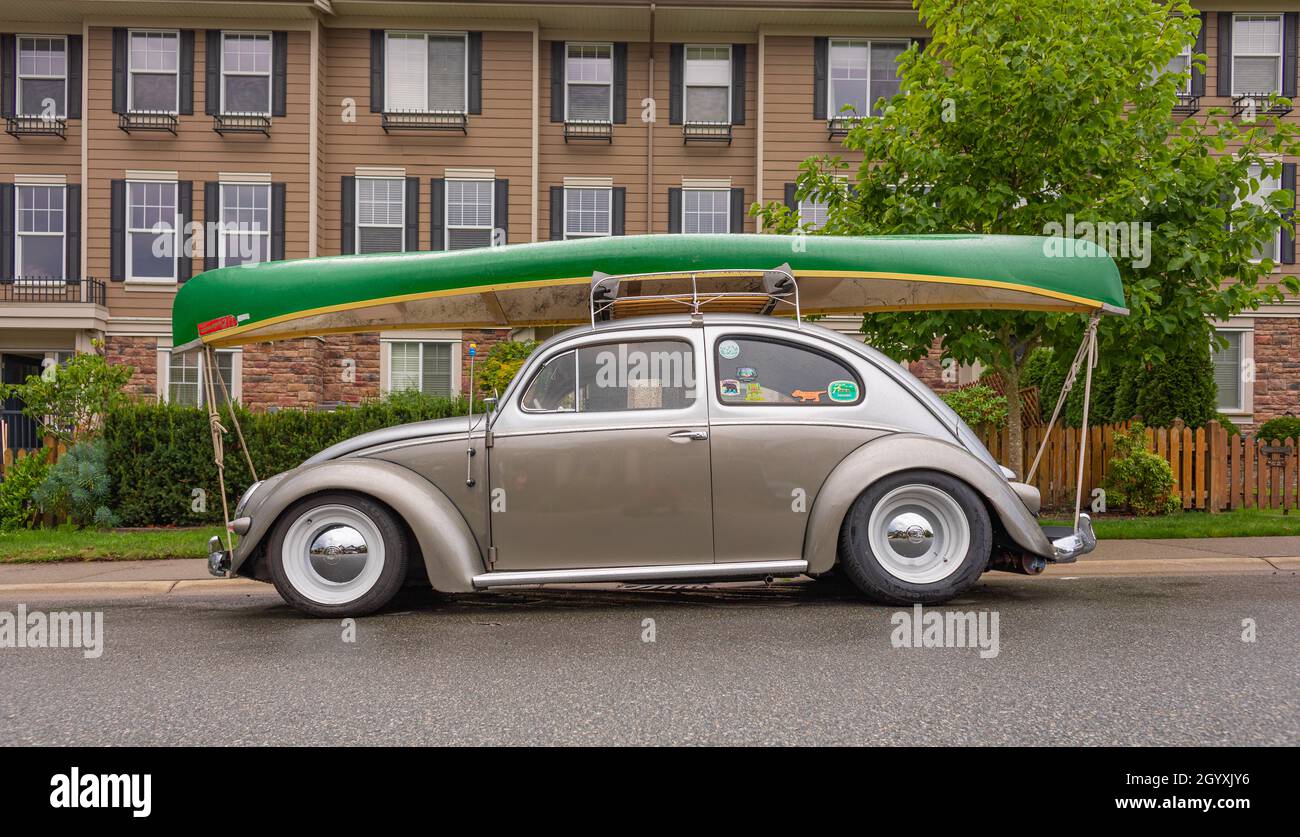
[668,429,709,442]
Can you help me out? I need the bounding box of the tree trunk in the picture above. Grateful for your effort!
[1003,359,1024,478]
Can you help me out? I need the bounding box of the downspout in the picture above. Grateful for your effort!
[756,27,764,232]
[646,3,655,234]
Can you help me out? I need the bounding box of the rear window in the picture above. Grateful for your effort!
[714,335,862,406]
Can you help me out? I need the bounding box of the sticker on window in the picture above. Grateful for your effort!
[720,378,740,397]
[736,366,757,381]
[718,340,741,360]
[827,380,859,403]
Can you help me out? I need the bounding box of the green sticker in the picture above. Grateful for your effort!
[827,380,859,403]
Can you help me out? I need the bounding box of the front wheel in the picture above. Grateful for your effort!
[837,470,991,605]
[267,492,409,617]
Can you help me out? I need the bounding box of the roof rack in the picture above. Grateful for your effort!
[589,264,800,326]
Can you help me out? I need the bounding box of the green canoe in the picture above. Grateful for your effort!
[171,234,1126,350]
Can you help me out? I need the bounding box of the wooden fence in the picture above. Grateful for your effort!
[979,421,1299,512]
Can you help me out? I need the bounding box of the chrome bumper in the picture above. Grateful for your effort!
[1044,514,1097,564]
[207,535,232,577]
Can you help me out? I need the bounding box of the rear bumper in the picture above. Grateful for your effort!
[207,536,232,577]
[1042,514,1097,564]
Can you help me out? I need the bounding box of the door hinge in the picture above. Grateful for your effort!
[484,430,494,448]
[487,546,498,567]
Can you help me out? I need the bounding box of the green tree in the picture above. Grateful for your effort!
[477,339,539,400]
[2,342,134,444]
[754,0,1300,474]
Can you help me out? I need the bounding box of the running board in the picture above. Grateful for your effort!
[472,559,808,589]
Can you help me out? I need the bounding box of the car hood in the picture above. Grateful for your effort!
[302,414,484,466]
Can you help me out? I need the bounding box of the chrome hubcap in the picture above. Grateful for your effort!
[281,505,385,605]
[867,484,969,584]
[308,524,369,584]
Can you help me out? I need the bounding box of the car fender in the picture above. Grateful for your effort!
[803,433,1054,573]
[233,458,483,592]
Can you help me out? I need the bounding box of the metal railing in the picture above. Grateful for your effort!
[381,109,469,133]
[5,115,67,139]
[0,277,107,305]
[1172,93,1200,116]
[1231,92,1293,119]
[0,409,41,454]
[214,112,272,136]
[564,119,613,142]
[682,121,733,144]
[827,114,860,139]
[118,111,179,134]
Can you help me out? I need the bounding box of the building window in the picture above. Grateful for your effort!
[1212,330,1245,412]
[829,39,905,117]
[166,349,235,407]
[1165,39,1193,95]
[355,177,405,254]
[682,189,730,234]
[1241,163,1281,264]
[683,45,731,124]
[127,180,178,280]
[1232,14,1283,96]
[565,42,612,122]
[15,185,65,280]
[128,30,180,114]
[564,187,611,239]
[389,341,453,396]
[797,199,829,231]
[17,36,67,118]
[445,179,494,250]
[385,32,467,113]
[219,183,270,267]
[221,32,272,116]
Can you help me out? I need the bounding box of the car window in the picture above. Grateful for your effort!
[521,339,697,413]
[714,336,862,406]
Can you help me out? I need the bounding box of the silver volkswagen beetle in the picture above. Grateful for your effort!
[212,312,1094,617]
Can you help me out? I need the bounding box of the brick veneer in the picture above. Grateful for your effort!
[104,336,158,400]
[1252,316,1300,423]
[460,329,512,395]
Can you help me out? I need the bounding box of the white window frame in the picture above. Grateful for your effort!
[16,34,68,119]
[828,38,908,118]
[682,43,732,125]
[125,179,179,283]
[160,347,241,407]
[563,186,612,239]
[126,29,180,115]
[1167,39,1193,95]
[219,31,272,117]
[797,198,829,231]
[218,181,272,268]
[1211,325,1254,416]
[681,187,731,234]
[444,178,495,250]
[564,41,614,123]
[1231,13,1284,97]
[1238,162,1282,267]
[383,30,469,114]
[355,176,407,255]
[14,184,66,282]
[380,333,462,396]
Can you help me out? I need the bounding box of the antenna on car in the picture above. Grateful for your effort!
[465,341,477,487]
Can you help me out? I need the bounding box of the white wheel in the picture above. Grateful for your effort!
[866,484,970,584]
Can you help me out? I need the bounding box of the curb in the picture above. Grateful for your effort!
[0,578,268,596]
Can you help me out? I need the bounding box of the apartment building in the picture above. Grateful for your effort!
[0,0,1296,452]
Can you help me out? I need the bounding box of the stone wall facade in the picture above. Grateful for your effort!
[104,336,158,400]
[1252,316,1300,423]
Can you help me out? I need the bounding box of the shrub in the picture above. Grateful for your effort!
[477,339,539,399]
[942,384,1008,429]
[1103,422,1180,516]
[1021,346,1120,427]
[1215,413,1243,438]
[105,391,467,527]
[0,449,52,531]
[1,342,133,444]
[1255,415,1300,442]
[33,440,118,528]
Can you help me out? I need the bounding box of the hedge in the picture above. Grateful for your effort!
[105,391,467,526]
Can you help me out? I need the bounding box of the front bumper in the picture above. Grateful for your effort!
[207,536,232,577]
[1041,513,1097,564]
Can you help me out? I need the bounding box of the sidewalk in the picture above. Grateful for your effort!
[0,537,1296,592]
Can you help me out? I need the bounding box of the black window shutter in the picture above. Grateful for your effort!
[271,182,286,261]
[203,182,219,271]
[494,179,509,245]
[730,44,746,125]
[340,176,356,255]
[550,41,565,122]
[669,44,683,124]
[204,30,221,116]
[0,35,14,119]
[177,181,193,281]
[430,178,446,250]
[65,184,80,281]
[784,183,797,210]
[613,43,628,123]
[1285,13,1298,99]
[272,31,288,117]
[612,187,626,235]
[1217,13,1232,97]
[549,187,563,240]
[404,177,420,251]
[0,183,13,280]
[1283,163,1296,265]
[67,35,82,119]
[667,187,682,233]
[109,180,125,280]
[1191,12,1206,97]
[370,30,384,112]
[911,37,929,52]
[813,37,828,120]
[729,188,745,233]
[468,32,483,114]
[179,31,195,115]
[112,29,127,113]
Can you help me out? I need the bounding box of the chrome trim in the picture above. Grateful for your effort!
[490,421,708,440]
[472,559,808,588]
[234,480,263,519]
[1049,514,1097,563]
[999,465,1016,481]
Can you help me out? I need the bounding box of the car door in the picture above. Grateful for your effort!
[487,328,714,570]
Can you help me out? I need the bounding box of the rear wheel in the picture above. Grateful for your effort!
[268,492,409,617]
[837,470,991,605]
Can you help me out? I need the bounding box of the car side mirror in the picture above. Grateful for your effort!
[482,396,498,412]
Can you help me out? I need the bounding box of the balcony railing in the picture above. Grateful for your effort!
[682,121,732,144]
[827,114,861,139]
[118,111,179,135]
[1172,93,1200,116]
[381,110,469,133]
[564,119,613,143]
[1,409,42,453]
[5,115,67,139]
[0,278,108,306]
[1232,93,1293,119]
[214,112,272,136]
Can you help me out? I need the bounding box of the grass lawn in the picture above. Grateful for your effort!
[1042,507,1300,539]
[0,526,229,563]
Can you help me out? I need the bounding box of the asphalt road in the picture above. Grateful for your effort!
[1,572,1296,745]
